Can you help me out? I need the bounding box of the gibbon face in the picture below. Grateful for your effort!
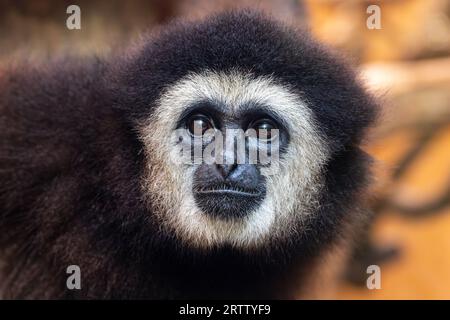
[139,71,328,249]
[112,11,377,252]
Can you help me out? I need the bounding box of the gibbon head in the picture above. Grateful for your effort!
[112,11,377,251]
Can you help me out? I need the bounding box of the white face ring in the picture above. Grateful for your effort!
[139,70,329,249]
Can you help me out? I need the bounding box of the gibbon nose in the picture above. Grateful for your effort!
[214,164,260,189]
[215,164,237,179]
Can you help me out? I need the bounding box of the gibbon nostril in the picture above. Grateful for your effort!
[215,164,237,179]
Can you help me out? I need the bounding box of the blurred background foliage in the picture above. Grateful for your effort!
[0,0,449,299]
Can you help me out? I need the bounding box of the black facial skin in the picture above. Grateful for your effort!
[178,101,288,219]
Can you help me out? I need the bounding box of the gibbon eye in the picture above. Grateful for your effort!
[248,118,278,140]
[187,114,213,136]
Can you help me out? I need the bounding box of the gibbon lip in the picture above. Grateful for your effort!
[195,185,261,197]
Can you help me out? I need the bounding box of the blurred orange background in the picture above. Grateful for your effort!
[0,0,449,299]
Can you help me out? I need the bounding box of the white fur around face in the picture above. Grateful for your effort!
[139,70,329,249]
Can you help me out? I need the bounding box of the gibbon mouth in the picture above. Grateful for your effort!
[193,183,266,218]
[195,188,261,197]
[195,184,261,197]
